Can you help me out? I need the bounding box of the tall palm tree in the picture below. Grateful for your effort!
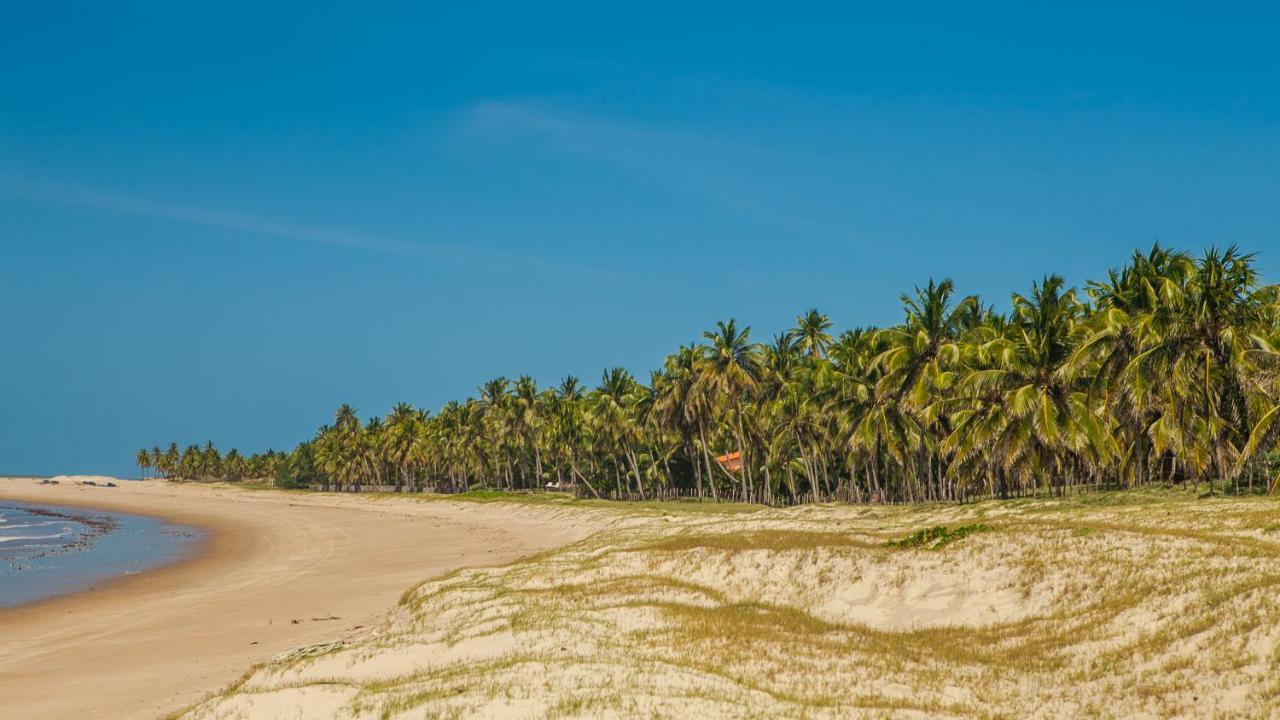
[550,376,603,497]
[202,441,222,480]
[594,368,646,498]
[316,404,368,489]
[513,376,544,486]
[224,449,246,481]
[150,446,165,478]
[479,378,513,488]
[1135,247,1275,491]
[698,320,761,499]
[1069,244,1195,486]
[652,346,719,499]
[384,402,421,489]
[165,443,181,480]
[947,275,1110,495]
[790,308,834,359]
[875,279,975,408]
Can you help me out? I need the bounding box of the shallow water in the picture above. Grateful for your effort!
[0,499,202,608]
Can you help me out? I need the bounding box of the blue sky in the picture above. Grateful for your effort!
[2,2,1278,476]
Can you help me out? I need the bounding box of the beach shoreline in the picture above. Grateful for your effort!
[0,489,211,611]
[0,477,603,719]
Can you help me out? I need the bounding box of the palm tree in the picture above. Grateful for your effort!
[1069,244,1195,487]
[1134,247,1275,492]
[790,308,834,359]
[595,368,647,498]
[550,376,603,497]
[652,346,720,499]
[875,279,975,408]
[830,328,917,501]
[479,378,513,488]
[202,441,222,480]
[384,402,421,489]
[946,275,1110,496]
[150,446,164,478]
[698,320,761,499]
[224,449,246,481]
[165,443,181,480]
[316,404,369,489]
[513,376,544,486]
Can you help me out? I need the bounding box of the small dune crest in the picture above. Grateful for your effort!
[48,475,125,485]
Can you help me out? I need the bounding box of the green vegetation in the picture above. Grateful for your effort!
[886,523,992,549]
[135,442,285,483]
[141,244,1280,505]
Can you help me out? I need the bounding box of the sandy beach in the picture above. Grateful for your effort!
[0,478,602,720]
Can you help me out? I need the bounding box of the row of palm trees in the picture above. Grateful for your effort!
[136,442,284,483]
[141,245,1280,504]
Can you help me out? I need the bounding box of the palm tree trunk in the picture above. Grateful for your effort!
[625,446,646,499]
[869,443,883,502]
[795,434,817,501]
[533,439,543,486]
[692,444,704,498]
[569,460,602,499]
[733,400,752,500]
[698,421,720,501]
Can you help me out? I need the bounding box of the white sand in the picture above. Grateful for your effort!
[0,478,606,719]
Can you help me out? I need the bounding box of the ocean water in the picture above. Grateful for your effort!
[0,499,202,608]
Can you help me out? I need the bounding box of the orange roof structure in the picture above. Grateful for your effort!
[715,451,742,473]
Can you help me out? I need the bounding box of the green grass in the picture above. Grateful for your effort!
[886,523,992,549]
[642,530,880,554]
[218,479,767,516]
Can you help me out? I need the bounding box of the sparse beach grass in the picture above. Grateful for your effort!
[181,487,1280,719]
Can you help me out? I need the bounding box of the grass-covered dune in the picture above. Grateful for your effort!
[182,488,1280,719]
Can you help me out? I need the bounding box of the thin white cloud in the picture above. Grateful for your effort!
[0,173,430,256]
[463,101,727,161]
[0,172,573,275]
[456,100,835,235]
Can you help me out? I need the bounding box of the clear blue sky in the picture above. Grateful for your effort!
[2,2,1277,477]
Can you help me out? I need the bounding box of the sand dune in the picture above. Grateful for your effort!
[184,491,1280,719]
[0,479,604,719]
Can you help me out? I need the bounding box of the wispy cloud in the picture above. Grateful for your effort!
[1,173,434,256]
[462,101,744,163]
[0,172,571,275]
[456,101,836,235]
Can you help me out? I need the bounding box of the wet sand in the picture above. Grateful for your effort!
[0,478,599,719]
